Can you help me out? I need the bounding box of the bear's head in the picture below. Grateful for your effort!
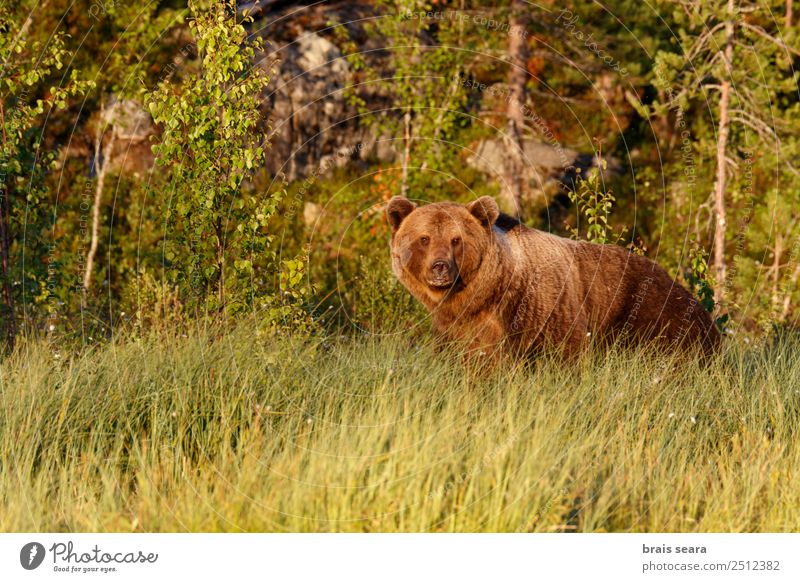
[386,196,499,301]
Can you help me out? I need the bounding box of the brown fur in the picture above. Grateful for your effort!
[387,196,720,359]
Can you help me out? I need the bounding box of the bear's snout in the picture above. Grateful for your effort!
[431,260,449,277]
[428,259,455,288]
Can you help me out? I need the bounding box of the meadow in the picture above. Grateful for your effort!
[2,325,798,532]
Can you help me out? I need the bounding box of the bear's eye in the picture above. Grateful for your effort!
[451,237,461,246]
[419,236,430,246]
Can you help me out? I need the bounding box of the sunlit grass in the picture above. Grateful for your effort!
[1,326,799,532]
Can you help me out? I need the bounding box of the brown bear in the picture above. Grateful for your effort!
[386,195,720,359]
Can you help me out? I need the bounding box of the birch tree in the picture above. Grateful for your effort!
[147,0,283,312]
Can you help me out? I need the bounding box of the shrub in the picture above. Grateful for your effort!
[146,0,292,316]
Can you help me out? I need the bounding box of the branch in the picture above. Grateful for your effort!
[741,22,800,56]
[686,22,727,61]
[729,108,780,141]
[236,0,282,19]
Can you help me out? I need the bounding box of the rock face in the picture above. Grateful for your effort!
[103,97,156,177]
[466,139,597,193]
[104,97,153,142]
[263,31,372,181]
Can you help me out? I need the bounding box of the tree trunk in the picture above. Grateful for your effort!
[772,231,782,309]
[83,125,116,292]
[781,261,800,321]
[712,1,735,306]
[400,111,411,198]
[787,0,794,29]
[502,0,530,219]
[216,216,225,309]
[713,81,730,306]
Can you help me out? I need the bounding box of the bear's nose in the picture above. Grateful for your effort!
[431,260,449,277]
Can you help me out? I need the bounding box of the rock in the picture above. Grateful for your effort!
[104,97,153,142]
[466,139,597,190]
[303,201,322,228]
[465,138,621,219]
[263,31,369,181]
[103,96,155,177]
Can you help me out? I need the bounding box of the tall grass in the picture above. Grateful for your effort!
[1,326,799,532]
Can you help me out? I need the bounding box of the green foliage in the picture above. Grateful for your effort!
[687,244,716,314]
[126,270,187,332]
[566,160,631,247]
[327,16,369,111]
[0,5,92,345]
[146,0,286,315]
[104,4,181,97]
[266,256,315,333]
[361,0,471,194]
[648,0,800,327]
[687,244,729,332]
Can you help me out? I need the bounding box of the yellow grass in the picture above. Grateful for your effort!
[1,325,798,532]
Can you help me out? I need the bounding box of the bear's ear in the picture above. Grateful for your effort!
[467,196,499,228]
[386,196,417,233]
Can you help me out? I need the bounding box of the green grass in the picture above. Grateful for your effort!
[1,325,799,532]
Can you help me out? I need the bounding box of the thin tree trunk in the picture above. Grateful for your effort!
[83,125,116,292]
[503,0,530,219]
[503,120,526,219]
[713,0,735,306]
[400,111,411,197]
[287,96,297,182]
[713,81,730,305]
[787,0,794,29]
[216,216,224,309]
[772,231,782,308]
[781,262,800,320]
